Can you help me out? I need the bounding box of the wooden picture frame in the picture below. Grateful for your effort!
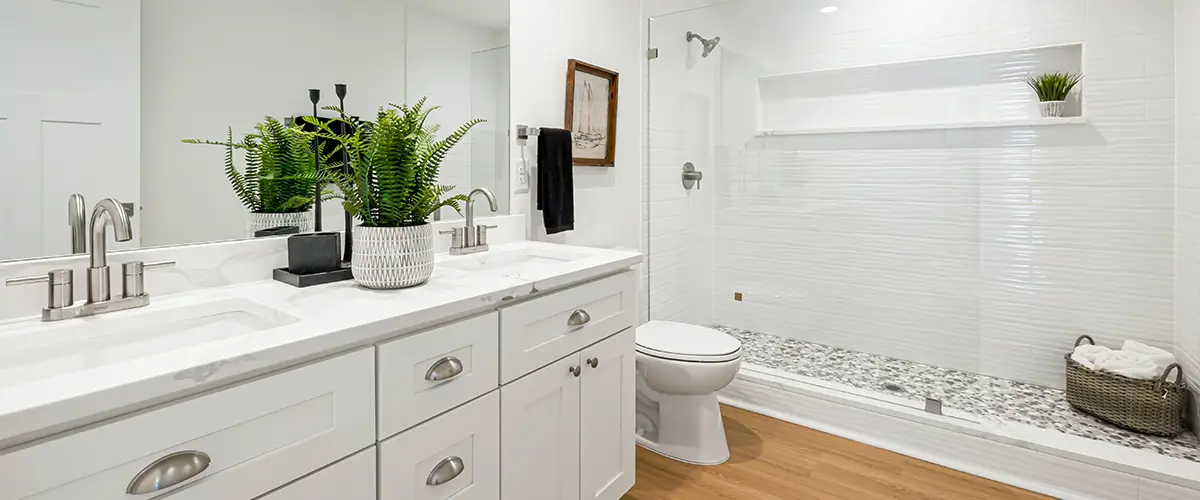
[564,59,619,167]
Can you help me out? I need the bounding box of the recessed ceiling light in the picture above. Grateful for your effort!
[820,6,838,13]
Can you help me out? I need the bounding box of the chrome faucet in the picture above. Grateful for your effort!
[88,198,133,302]
[68,193,87,254]
[5,198,174,322]
[441,188,499,255]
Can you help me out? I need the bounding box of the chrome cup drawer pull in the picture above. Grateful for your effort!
[567,309,591,327]
[426,456,466,486]
[126,450,211,495]
[425,356,465,381]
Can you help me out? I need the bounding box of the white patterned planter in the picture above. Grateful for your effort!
[1039,100,1066,118]
[247,211,313,237]
[352,224,434,289]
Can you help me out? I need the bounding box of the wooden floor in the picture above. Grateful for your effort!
[623,405,1050,500]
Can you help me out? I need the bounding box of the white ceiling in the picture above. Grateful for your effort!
[406,0,510,30]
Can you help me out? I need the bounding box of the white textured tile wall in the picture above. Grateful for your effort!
[647,0,1177,389]
[1175,0,1200,427]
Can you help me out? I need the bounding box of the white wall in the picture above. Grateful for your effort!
[646,0,1177,389]
[1175,0,1200,426]
[140,0,407,247]
[510,0,644,251]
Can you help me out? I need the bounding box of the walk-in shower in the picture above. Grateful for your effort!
[645,0,1199,490]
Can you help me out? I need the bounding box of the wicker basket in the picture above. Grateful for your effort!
[1064,335,1187,437]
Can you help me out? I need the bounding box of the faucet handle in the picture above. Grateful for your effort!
[6,269,74,309]
[475,225,499,247]
[439,227,466,249]
[122,260,175,298]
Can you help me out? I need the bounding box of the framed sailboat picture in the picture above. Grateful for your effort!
[565,59,619,166]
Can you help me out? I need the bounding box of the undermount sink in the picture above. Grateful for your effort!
[441,246,593,273]
[0,298,299,389]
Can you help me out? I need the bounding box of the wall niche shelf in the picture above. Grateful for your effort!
[755,117,1089,137]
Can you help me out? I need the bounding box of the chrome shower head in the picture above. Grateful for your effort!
[686,31,721,58]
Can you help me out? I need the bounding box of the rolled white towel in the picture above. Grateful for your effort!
[1073,344,1112,363]
[1095,350,1161,380]
[1121,340,1176,370]
[1070,352,1096,370]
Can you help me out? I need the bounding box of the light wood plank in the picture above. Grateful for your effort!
[624,405,1050,500]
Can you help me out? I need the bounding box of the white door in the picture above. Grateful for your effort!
[500,354,581,500]
[255,448,376,500]
[0,0,140,260]
[579,329,636,500]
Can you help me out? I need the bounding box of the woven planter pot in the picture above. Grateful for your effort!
[351,224,434,289]
[247,211,313,237]
[1039,100,1066,118]
[1064,335,1187,437]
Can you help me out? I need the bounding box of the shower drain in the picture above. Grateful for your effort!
[882,383,906,392]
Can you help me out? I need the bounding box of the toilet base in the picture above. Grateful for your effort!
[635,392,730,465]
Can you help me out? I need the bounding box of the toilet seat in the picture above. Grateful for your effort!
[635,321,742,363]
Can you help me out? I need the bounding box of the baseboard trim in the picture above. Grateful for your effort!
[719,366,1200,500]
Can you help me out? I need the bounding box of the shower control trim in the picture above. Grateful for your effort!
[682,162,704,190]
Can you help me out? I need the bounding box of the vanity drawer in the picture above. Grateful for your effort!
[379,391,500,500]
[258,446,376,500]
[0,348,375,500]
[377,312,499,439]
[499,271,636,383]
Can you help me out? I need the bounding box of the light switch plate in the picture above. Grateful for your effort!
[512,158,530,194]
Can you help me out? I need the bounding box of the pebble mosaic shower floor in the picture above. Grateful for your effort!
[714,326,1200,464]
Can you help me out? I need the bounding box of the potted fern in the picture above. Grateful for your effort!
[183,117,331,236]
[1026,72,1083,117]
[302,98,481,289]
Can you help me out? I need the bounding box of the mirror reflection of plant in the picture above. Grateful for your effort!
[182,116,334,213]
[300,98,482,228]
[1025,72,1084,102]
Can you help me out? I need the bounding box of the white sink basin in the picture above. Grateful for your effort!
[0,298,299,389]
[441,246,593,273]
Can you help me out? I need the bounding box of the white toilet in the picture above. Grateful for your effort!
[634,321,743,465]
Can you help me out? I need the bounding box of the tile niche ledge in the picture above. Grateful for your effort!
[755,116,1089,137]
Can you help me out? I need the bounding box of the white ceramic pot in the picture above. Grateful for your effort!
[352,224,434,289]
[247,211,313,237]
[1039,100,1066,118]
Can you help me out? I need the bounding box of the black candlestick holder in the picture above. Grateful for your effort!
[309,88,323,232]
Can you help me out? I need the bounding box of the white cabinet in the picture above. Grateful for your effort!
[499,272,637,383]
[256,448,376,500]
[378,312,500,439]
[380,391,500,500]
[579,329,637,500]
[501,329,635,500]
[0,348,375,500]
[501,354,582,500]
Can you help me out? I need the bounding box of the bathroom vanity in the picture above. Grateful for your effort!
[0,241,641,500]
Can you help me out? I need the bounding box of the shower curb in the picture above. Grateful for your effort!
[718,364,1200,500]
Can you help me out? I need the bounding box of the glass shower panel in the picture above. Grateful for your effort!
[646,0,1014,410]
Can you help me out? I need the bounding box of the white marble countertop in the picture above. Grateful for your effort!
[0,241,641,448]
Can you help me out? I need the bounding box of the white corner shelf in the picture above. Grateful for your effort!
[755,117,1089,137]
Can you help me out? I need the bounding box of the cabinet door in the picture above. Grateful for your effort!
[579,329,636,500]
[255,448,375,500]
[501,354,582,500]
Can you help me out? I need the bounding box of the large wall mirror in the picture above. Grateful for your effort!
[0,0,510,263]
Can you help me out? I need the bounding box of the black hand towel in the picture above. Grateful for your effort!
[537,128,575,234]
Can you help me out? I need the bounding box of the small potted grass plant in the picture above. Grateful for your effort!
[1025,71,1083,118]
[302,98,481,289]
[183,117,332,236]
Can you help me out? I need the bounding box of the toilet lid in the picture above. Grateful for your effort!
[635,321,742,363]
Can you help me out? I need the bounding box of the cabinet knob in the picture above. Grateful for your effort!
[587,357,599,369]
[426,456,465,486]
[425,356,465,381]
[569,365,582,377]
[567,309,591,327]
[126,450,210,495]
